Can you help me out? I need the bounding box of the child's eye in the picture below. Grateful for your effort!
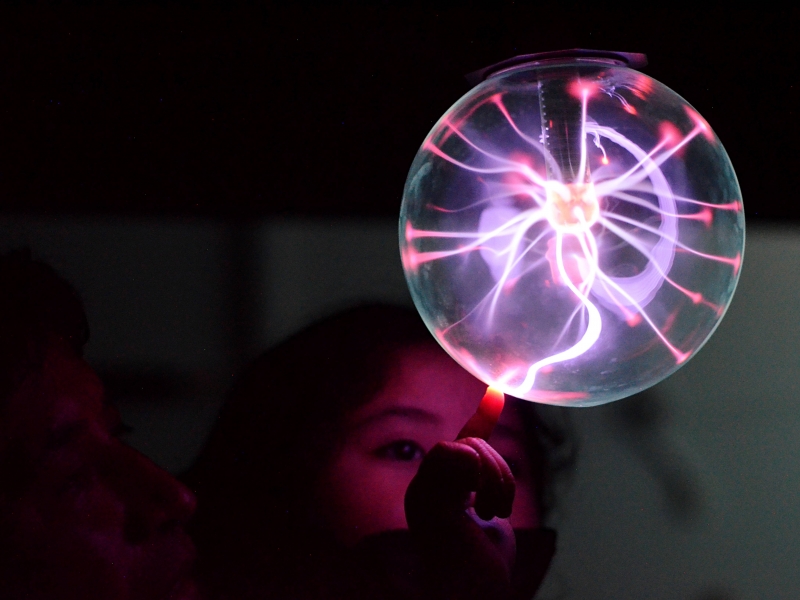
[375,440,425,462]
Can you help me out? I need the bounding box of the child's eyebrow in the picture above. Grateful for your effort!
[353,406,442,429]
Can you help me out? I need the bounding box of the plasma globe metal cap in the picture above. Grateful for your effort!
[399,50,745,407]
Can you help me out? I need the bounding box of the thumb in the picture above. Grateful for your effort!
[457,386,505,441]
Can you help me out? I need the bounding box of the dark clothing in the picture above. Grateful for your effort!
[216,528,555,600]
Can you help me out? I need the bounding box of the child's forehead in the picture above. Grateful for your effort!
[381,348,480,404]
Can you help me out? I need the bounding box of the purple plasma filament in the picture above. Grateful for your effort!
[402,76,742,402]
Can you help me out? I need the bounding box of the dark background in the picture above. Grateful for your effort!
[0,4,795,220]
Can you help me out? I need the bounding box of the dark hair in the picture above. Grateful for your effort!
[0,249,89,403]
[187,304,573,570]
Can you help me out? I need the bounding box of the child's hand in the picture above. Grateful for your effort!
[404,387,517,599]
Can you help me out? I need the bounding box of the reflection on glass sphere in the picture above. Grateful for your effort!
[399,54,744,406]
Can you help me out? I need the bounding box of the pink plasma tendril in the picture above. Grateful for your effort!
[406,84,741,398]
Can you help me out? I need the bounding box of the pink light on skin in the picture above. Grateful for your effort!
[405,76,738,398]
[478,386,505,423]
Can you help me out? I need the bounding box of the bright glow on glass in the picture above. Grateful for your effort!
[400,58,744,406]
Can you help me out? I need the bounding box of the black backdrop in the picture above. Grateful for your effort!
[0,4,795,221]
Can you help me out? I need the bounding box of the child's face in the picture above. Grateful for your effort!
[315,343,540,546]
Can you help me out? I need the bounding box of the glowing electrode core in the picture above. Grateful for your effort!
[544,181,600,233]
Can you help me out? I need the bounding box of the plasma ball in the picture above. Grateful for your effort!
[399,57,745,407]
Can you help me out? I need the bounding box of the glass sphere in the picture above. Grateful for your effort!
[399,56,744,406]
